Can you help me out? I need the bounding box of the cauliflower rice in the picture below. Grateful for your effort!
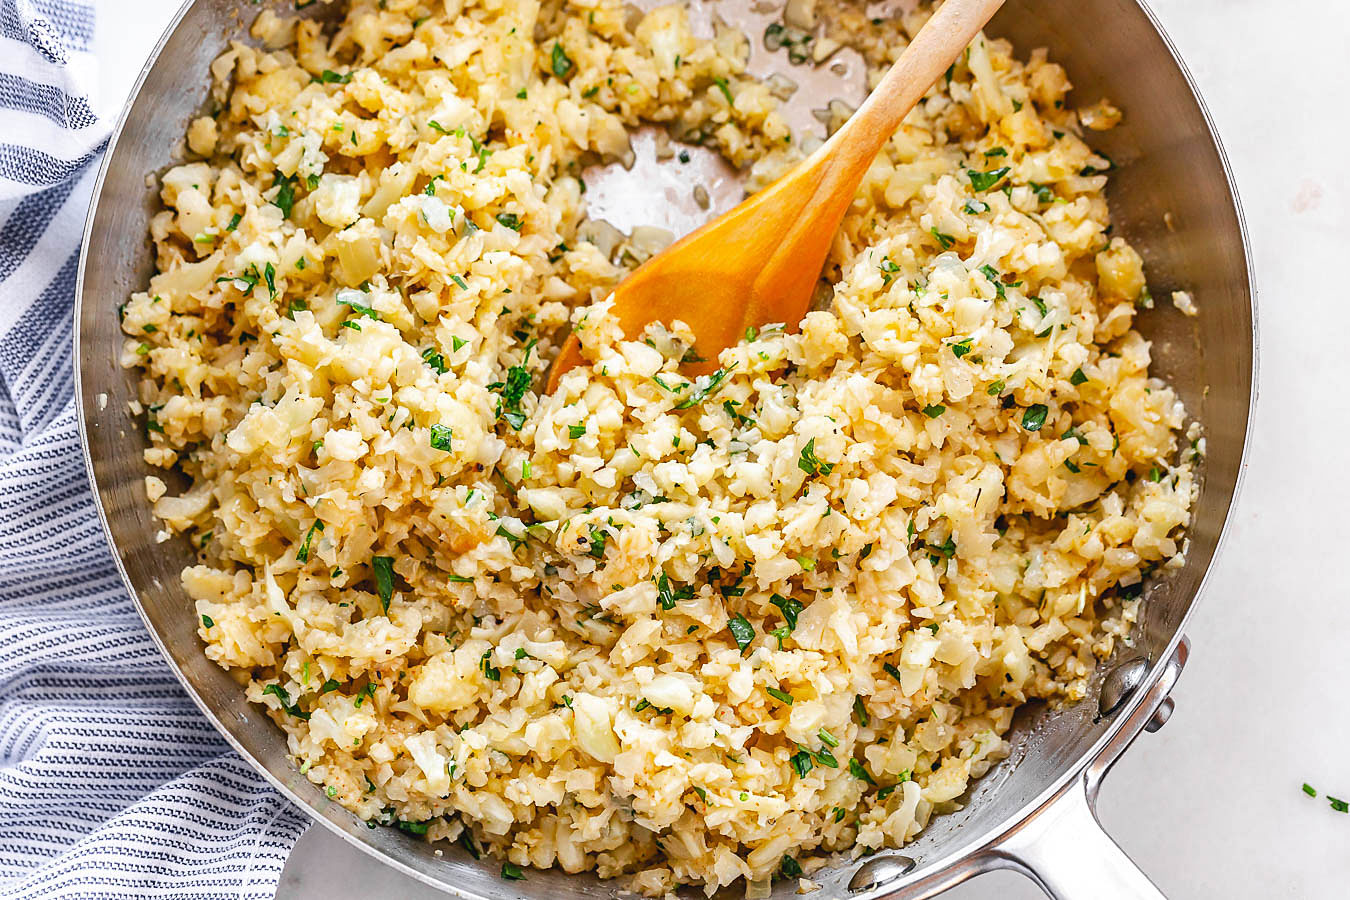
[121,0,1197,892]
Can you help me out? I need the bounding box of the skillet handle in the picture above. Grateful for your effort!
[993,775,1165,899]
[990,636,1189,899]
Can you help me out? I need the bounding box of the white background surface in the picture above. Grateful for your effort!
[88,0,1350,896]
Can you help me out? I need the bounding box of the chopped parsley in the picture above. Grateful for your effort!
[674,365,735,409]
[501,862,525,880]
[568,424,587,439]
[422,347,447,373]
[766,686,794,705]
[201,614,214,628]
[492,365,533,429]
[780,855,803,879]
[1022,404,1049,432]
[727,614,755,654]
[963,198,989,215]
[950,337,974,358]
[853,695,869,727]
[296,520,323,563]
[396,820,430,836]
[316,69,351,84]
[967,166,1010,191]
[272,172,296,218]
[790,750,814,778]
[848,758,876,784]
[480,651,501,681]
[551,43,573,79]
[656,571,694,610]
[261,683,309,720]
[225,213,242,232]
[712,76,734,104]
[929,228,955,250]
[451,335,468,352]
[586,524,607,559]
[922,404,946,418]
[1070,367,1089,386]
[353,682,378,708]
[429,424,453,452]
[879,256,900,284]
[797,438,834,477]
[336,288,378,319]
[372,555,395,612]
[495,212,523,231]
[770,593,803,631]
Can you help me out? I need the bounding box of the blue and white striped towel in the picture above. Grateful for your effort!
[0,1,311,897]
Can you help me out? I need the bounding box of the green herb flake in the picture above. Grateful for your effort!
[1070,367,1089,386]
[201,614,215,628]
[272,173,296,218]
[480,651,501,681]
[780,856,803,879]
[929,228,955,250]
[296,520,324,563]
[818,728,839,748]
[922,404,946,418]
[262,683,310,720]
[797,437,834,477]
[317,69,351,84]
[372,555,395,612]
[429,424,453,452]
[656,571,694,611]
[1303,783,1318,798]
[848,759,876,784]
[967,166,1010,192]
[986,379,1005,396]
[568,424,587,439]
[728,614,755,654]
[422,347,447,373]
[1331,796,1349,814]
[551,43,573,79]
[674,365,735,409]
[495,212,523,231]
[501,862,525,881]
[766,686,794,705]
[790,750,814,778]
[853,695,869,727]
[712,76,734,105]
[1022,404,1049,432]
[950,337,974,358]
[770,593,803,631]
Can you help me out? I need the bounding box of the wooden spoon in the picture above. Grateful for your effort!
[547,0,1006,392]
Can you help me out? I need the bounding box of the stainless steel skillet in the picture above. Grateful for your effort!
[73,0,1256,897]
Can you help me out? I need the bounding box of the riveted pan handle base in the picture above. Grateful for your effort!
[994,777,1164,899]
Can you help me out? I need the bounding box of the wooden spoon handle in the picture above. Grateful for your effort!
[810,0,1006,197]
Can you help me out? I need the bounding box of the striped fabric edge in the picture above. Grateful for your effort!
[0,0,312,895]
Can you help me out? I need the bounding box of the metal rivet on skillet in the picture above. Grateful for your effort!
[848,854,917,892]
[1098,657,1149,717]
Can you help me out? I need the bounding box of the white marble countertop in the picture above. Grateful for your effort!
[91,0,1350,896]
